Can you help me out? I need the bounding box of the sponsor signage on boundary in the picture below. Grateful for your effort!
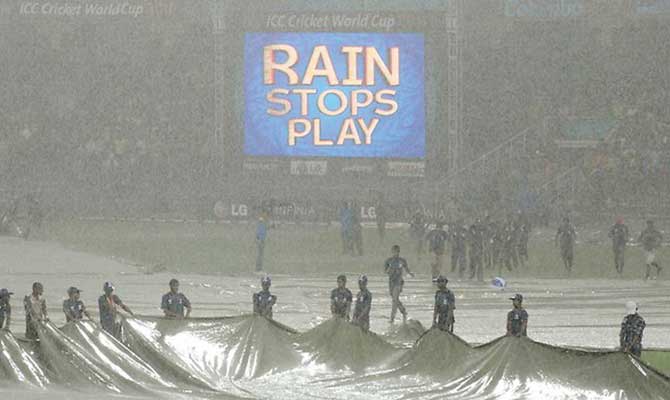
[503,0,584,17]
[290,160,328,176]
[636,0,670,15]
[387,161,425,177]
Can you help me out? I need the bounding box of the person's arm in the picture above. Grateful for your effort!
[253,294,259,314]
[41,299,49,322]
[345,293,352,321]
[184,296,192,319]
[361,293,371,318]
[3,304,10,330]
[432,295,438,326]
[330,291,337,315]
[521,312,528,337]
[619,321,626,350]
[506,312,512,336]
[116,296,134,316]
[63,300,72,321]
[83,304,92,321]
[403,259,414,277]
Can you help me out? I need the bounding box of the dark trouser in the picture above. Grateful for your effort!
[377,218,385,241]
[353,315,370,332]
[255,239,265,271]
[353,228,363,256]
[469,251,483,281]
[451,248,466,277]
[341,229,352,254]
[614,245,625,274]
[101,320,122,340]
[436,312,454,333]
[500,247,514,273]
[561,246,574,272]
[25,320,39,340]
[415,238,424,259]
[629,344,642,357]
[431,251,444,278]
[389,283,406,322]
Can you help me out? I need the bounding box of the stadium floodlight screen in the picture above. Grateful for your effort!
[243,32,425,158]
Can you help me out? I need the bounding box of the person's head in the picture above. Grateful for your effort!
[510,293,523,308]
[169,279,179,293]
[616,216,624,225]
[103,281,114,295]
[0,288,13,301]
[67,287,81,300]
[32,282,43,296]
[261,275,271,290]
[391,244,400,257]
[625,301,638,316]
[337,274,347,289]
[436,275,448,289]
[646,219,654,228]
[358,275,368,290]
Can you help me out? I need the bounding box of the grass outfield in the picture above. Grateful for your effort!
[36,219,669,279]
[643,350,670,376]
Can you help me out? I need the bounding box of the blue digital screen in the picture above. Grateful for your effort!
[244,32,425,158]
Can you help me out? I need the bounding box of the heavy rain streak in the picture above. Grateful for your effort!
[1,1,670,399]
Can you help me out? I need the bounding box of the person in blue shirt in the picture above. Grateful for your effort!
[432,276,455,332]
[0,288,13,331]
[256,214,268,272]
[506,294,528,337]
[352,275,372,332]
[253,276,277,319]
[63,286,91,322]
[161,279,191,319]
[339,201,354,255]
[384,245,414,323]
[330,275,353,320]
[98,282,134,339]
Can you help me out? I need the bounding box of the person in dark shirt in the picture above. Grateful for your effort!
[506,294,528,337]
[620,301,645,357]
[255,215,268,272]
[330,275,353,320]
[432,276,455,333]
[409,211,427,260]
[384,245,414,323]
[555,217,576,274]
[0,288,13,331]
[638,220,663,280]
[351,201,364,256]
[500,219,518,273]
[253,276,277,318]
[516,211,531,267]
[63,286,91,322]
[24,282,48,340]
[450,220,468,278]
[426,221,448,280]
[339,201,354,255]
[375,195,386,242]
[98,282,134,339]
[161,279,191,319]
[608,217,629,275]
[468,219,485,281]
[352,275,372,332]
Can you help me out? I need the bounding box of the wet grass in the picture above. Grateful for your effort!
[37,219,669,280]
